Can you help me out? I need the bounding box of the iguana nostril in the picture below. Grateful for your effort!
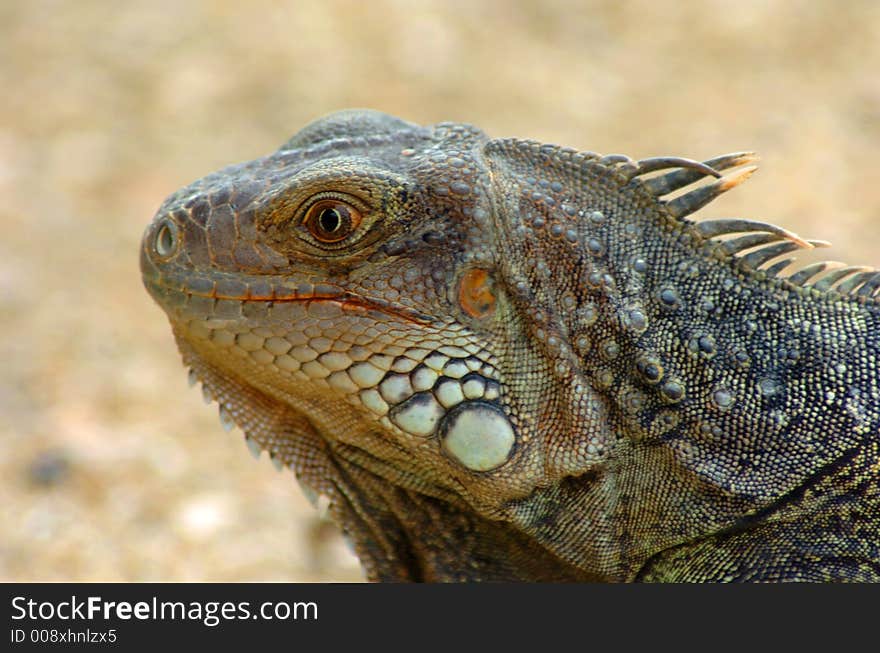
[154,220,178,258]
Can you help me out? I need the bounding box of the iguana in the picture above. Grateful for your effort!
[141,110,880,582]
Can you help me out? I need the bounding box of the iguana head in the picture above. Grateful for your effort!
[142,110,879,581]
[143,110,582,579]
[140,109,530,493]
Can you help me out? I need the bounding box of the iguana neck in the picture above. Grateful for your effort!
[490,153,880,578]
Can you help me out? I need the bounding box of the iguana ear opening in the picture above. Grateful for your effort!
[457,267,497,319]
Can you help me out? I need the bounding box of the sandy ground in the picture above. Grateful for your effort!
[1,0,878,581]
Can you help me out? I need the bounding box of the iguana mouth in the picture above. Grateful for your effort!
[143,268,434,326]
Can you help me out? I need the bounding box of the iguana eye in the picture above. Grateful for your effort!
[303,199,362,243]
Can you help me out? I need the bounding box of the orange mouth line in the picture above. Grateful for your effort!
[194,286,432,325]
[227,292,431,324]
[145,268,435,325]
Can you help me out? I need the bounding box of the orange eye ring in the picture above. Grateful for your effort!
[303,199,362,243]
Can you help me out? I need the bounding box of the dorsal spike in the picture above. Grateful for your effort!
[720,233,789,256]
[695,219,811,248]
[811,266,874,292]
[665,166,758,219]
[642,152,758,196]
[628,156,721,181]
[739,241,805,269]
[763,258,795,277]
[786,261,839,286]
[856,272,880,297]
[835,270,877,294]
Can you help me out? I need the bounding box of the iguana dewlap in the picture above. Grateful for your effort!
[141,110,880,581]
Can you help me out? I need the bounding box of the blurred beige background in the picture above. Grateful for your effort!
[1,0,878,581]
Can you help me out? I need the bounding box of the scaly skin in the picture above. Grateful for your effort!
[141,110,880,581]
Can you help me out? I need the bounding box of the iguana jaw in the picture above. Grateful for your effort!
[142,267,435,326]
[142,243,539,497]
